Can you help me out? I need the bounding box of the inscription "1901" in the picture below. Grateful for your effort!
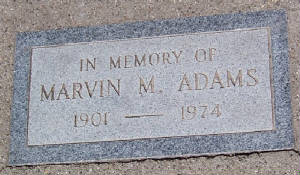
[74,112,108,127]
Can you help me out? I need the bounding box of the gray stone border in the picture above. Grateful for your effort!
[9,9,294,166]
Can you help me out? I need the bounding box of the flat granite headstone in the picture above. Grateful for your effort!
[9,9,294,165]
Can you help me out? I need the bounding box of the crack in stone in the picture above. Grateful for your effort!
[292,149,300,155]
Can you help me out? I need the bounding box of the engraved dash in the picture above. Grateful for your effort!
[124,114,163,118]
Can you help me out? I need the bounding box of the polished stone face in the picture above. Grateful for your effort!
[28,28,273,145]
